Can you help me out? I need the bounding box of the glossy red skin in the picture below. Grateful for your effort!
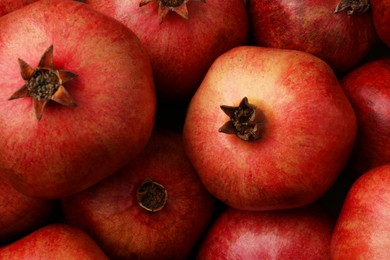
[0,0,156,198]
[371,0,390,47]
[247,0,378,73]
[62,131,216,259]
[331,164,390,259]
[85,0,249,103]
[340,58,390,177]
[183,46,357,211]
[198,204,334,259]
[0,224,109,259]
[0,177,55,243]
[0,0,37,16]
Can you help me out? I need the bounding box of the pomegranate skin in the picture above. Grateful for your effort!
[247,0,378,73]
[85,0,249,103]
[331,165,390,259]
[340,58,390,178]
[0,224,109,259]
[0,0,37,16]
[198,204,335,259]
[0,0,156,198]
[371,0,390,47]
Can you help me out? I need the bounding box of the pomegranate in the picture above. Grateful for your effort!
[183,46,357,211]
[198,204,335,259]
[340,58,390,178]
[0,0,156,198]
[247,0,378,73]
[331,164,390,259]
[62,130,216,259]
[0,224,109,259]
[371,0,390,47]
[84,0,249,103]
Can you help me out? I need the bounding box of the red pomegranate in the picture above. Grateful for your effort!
[340,58,390,178]
[62,131,216,259]
[84,0,249,103]
[371,0,390,47]
[0,0,156,198]
[247,0,378,73]
[183,46,356,211]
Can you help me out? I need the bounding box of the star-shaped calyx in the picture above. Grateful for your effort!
[219,97,266,142]
[334,0,370,15]
[139,0,205,24]
[8,45,77,121]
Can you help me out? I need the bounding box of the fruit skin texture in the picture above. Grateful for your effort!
[0,0,156,198]
[0,0,37,16]
[62,131,216,259]
[198,204,335,259]
[0,177,55,243]
[340,58,390,178]
[371,0,390,47]
[183,46,357,211]
[247,0,378,73]
[330,164,390,259]
[0,224,109,259]
[84,0,249,103]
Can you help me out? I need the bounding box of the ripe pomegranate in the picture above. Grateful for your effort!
[340,58,390,178]
[0,177,55,243]
[0,0,156,198]
[0,224,109,259]
[84,0,249,103]
[62,131,216,259]
[183,46,356,211]
[198,204,335,259]
[247,0,378,73]
[371,0,390,47]
[331,164,390,259]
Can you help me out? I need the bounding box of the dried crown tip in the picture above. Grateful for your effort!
[139,0,205,24]
[334,0,370,15]
[8,45,77,121]
[219,97,265,142]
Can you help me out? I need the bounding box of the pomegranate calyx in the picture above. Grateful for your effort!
[8,45,77,121]
[219,97,265,142]
[136,179,168,213]
[139,0,205,24]
[334,0,370,15]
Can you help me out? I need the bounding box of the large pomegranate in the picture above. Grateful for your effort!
[84,0,249,103]
[0,0,156,198]
[183,46,356,211]
[371,0,390,47]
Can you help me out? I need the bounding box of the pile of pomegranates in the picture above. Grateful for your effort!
[0,0,389,258]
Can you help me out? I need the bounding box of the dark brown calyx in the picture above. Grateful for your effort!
[334,0,370,15]
[139,0,205,24]
[8,45,77,121]
[219,97,266,142]
[136,179,168,213]
[160,0,186,7]
[26,69,60,101]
